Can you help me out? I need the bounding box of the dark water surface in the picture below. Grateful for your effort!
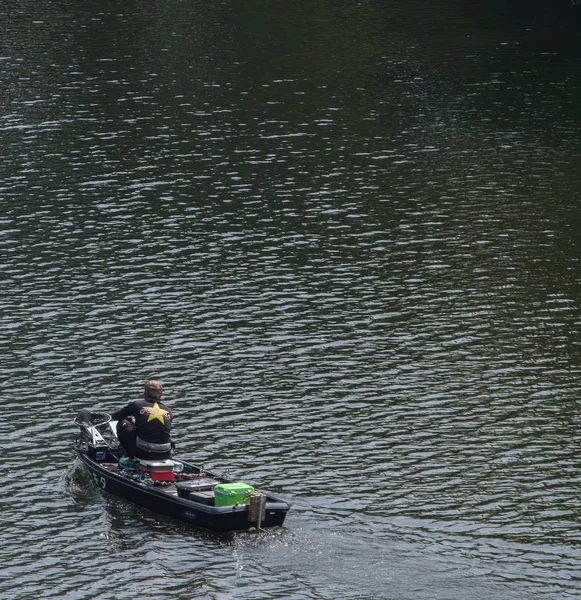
[3,1,581,598]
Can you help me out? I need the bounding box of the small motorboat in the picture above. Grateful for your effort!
[73,409,289,532]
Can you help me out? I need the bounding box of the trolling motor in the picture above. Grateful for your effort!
[75,410,113,461]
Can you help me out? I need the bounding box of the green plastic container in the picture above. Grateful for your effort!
[214,482,255,507]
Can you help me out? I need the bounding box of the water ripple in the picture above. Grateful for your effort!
[2,1,581,599]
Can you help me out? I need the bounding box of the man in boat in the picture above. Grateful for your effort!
[111,379,173,462]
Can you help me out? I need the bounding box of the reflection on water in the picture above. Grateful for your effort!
[2,0,581,599]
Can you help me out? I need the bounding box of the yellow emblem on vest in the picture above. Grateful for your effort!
[145,402,168,424]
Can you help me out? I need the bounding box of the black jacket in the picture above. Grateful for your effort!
[111,399,173,445]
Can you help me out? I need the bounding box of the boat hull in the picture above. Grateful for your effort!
[75,449,289,532]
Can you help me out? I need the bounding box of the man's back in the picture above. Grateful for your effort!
[133,398,172,444]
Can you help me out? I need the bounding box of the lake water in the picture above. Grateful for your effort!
[2,1,581,598]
